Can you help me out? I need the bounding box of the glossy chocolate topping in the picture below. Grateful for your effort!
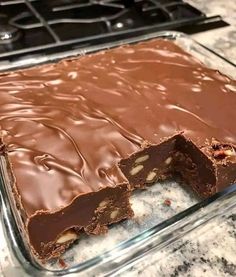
[0,39,236,218]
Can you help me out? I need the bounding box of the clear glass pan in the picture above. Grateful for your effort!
[0,31,235,277]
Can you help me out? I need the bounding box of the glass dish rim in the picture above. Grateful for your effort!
[0,30,236,276]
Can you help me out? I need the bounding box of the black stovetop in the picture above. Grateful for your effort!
[0,0,228,62]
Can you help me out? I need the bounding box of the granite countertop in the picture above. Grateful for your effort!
[121,207,236,277]
[189,0,236,63]
[122,1,236,276]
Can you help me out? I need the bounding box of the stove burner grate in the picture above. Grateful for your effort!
[0,0,228,63]
[0,13,21,44]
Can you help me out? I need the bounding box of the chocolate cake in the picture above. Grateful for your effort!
[0,39,236,260]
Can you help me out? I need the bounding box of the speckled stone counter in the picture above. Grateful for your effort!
[120,207,236,277]
[121,1,236,276]
[189,0,236,63]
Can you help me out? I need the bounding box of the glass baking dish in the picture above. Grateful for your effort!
[0,31,236,276]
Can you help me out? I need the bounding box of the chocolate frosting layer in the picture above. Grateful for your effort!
[0,39,236,217]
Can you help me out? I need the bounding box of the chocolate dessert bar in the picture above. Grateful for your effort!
[0,39,236,260]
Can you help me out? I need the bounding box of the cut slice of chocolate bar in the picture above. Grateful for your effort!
[0,38,236,260]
